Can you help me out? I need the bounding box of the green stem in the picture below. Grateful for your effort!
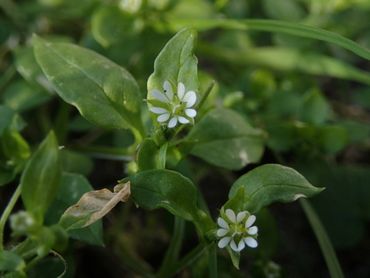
[208,244,218,278]
[0,185,22,251]
[300,199,344,278]
[54,102,71,145]
[165,242,211,277]
[157,217,185,277]
[70,145,133,161]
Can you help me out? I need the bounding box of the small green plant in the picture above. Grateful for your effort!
[1,1,369,277]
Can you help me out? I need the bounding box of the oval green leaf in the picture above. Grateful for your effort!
[33,36,143,134]
[130,169,199,221]
[186,108,265,170]
[147,28,198,101]
[227,164,324,213]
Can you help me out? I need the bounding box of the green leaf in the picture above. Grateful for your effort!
[318,125,349,154]
[0,130,30,186]
[301,89,332,125]
[13,46,54,92]
[60,150,93,176]
[45,173,103,246]
[0,250,25,272]
[186,108,264,170]
[0,105,15,136]
[33,36,144,135]
[2,80,51,112]
[130,169,212,232]
[137,138,160,171]
[21,131,61,224]
[262,0,305,21]
[59,182,130,230]
[166,18,370,60]
[2,130,30,164]
[91,5,142,47]
[301,199,344,278]
[147,28,198,101]
[198,45,370,85]
[227,164,324,213]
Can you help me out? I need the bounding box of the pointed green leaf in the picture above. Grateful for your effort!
[186,108,264,170]
[130,169,198,221]
[227,164,324,213]
[130,169,213,233]
[33,36,143,133]
[21,131,61,224]
[147,28,198,100]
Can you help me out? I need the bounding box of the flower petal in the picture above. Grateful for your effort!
[157,113,170,123]
[178,116,190,124]
[183,91,197,107]
[248,226,258,235]
[230,240,240,252]
[245,215,256,228]
[150,107,168,114]
[163,80,173,100]
[185,108,197,118]
[244,237,258,248]
[217,228,228,237]
[237,240,245,251]
[217,217,229,229]
[167,117,178,128]
[151,89,169,103]
[177,82,185,100]
[225,209,236,223]
[236,211,247,223]
[218,237,231,249]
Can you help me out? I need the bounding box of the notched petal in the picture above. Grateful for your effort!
[151,89,169,103]
[168,117,178,128]
[177,82,185,100]
[248,226,258,235]
[218,236,231,248]
[244,237,258,248]
[183,91,197,107]
[225,209,236,223]
[157,113,170,123]
[217,217,229,229]
[150,107,168,114]
[185,108,197,118]
[245,215,256,228]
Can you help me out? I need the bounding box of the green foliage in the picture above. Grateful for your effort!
[1,0,369,276]
[147,28,198,102]
[130,169,199,220]
[20,132,61,224]
[33,36,144,136]
[227,164,324,213]
[186,108,264,170]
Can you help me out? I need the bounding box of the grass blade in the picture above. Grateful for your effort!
[300,199,344,278]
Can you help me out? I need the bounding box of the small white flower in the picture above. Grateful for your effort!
[217,209,258,252]
[10,210,35,235]
[148,80,197,128]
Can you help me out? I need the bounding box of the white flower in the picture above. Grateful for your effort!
[148,80,197,128]
[217,209,258,252]
[10,210,35,235]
